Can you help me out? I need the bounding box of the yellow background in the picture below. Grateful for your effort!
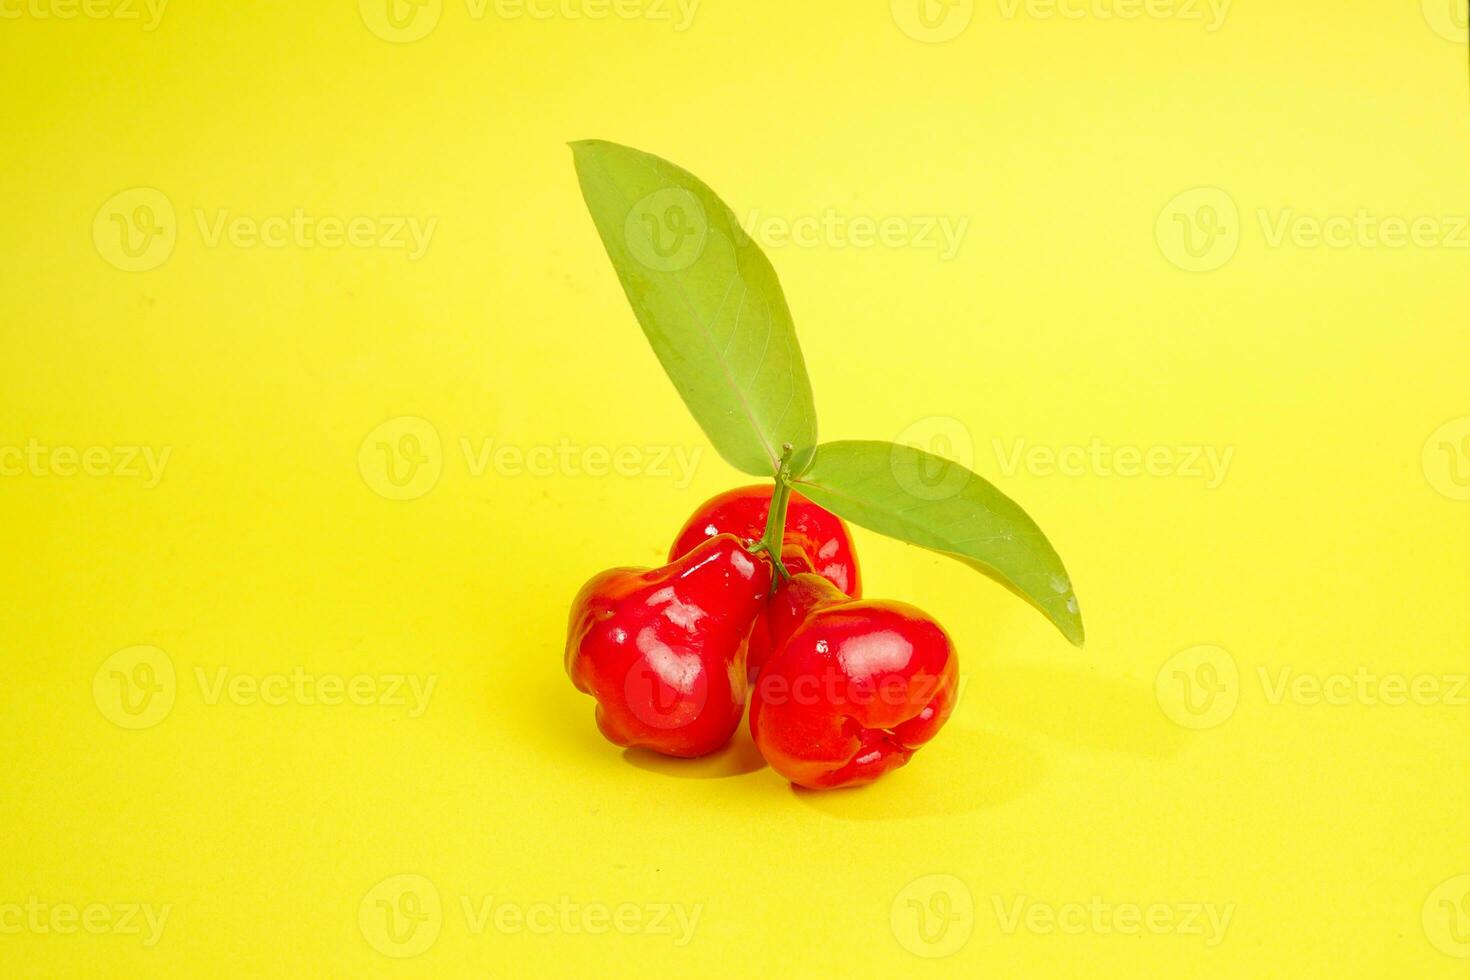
[3,0,1469,975]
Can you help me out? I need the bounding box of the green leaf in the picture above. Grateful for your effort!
[571,140,817,477]
[792,440,1086,647]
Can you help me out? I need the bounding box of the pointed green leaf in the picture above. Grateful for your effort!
[792,440,1085,646]
[571,140,817,477]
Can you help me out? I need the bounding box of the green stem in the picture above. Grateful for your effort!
[753,444,795,586]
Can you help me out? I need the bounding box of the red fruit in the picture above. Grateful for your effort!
[669,485,862,679]
[566,534,772,758]
[668,484,861,595]
[750,574,958,789]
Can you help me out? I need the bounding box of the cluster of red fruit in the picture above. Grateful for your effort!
[565,485,958,790]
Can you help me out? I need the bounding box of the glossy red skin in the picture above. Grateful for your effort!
[669,485,862,679]
[566,535,772,758]
[750,574,958,790]
[668,485,861,596]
